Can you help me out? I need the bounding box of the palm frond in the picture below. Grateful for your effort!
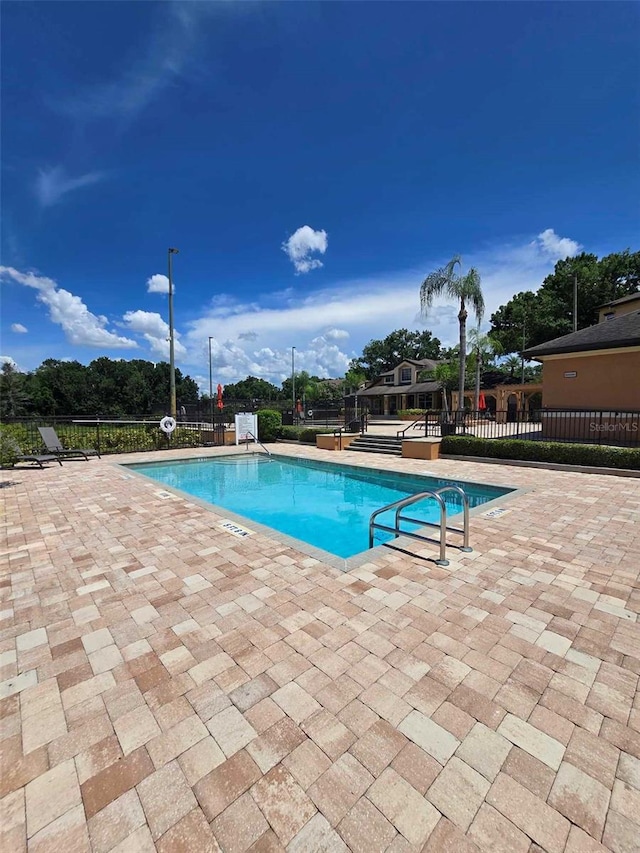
[420,256,461,315]
[462,268,484,322]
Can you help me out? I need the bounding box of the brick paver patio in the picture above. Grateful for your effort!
[1,446,639,852]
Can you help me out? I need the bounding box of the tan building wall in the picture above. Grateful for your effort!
[541,349,640,410]
[598,294,640,322]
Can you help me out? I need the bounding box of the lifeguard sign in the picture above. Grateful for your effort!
[235,412,258,445]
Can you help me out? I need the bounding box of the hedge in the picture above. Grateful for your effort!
[256,409,282,442]
[440,435,640,470]
[299,427,334,444]
[397,409,425,418]
[280,425,305,440]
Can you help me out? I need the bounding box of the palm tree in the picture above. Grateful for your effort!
[467,328,502,410]
[503,355,521,381]
[420,256,484,415]
[431,362,458,417]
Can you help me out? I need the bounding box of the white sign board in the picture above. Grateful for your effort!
[235,412,258,444]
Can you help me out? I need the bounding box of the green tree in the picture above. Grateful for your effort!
[0,363,31,417]
[502,355,522,381]
[421,361,458,417]
[355,329,442,379]
[344,364,367,393]
[467,329,502,410]
[222,376,282,401]
[420,257,484,413]
[490,250,640,353]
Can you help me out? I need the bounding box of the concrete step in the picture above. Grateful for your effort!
[346,436,403,456]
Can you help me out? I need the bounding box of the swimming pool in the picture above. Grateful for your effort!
[128,454,513,561]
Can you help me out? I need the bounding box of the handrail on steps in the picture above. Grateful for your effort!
[369,484,472,566]
[334,413,367,449]
[396,411,444,439]
[244,431,272,457]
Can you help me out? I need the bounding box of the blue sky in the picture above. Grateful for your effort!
[2,1,639,389]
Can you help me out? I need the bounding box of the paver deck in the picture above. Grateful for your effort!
[1,445,639,853]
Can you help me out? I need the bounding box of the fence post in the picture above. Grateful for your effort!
[96,418,101,456]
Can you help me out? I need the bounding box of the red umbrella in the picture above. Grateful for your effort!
[478,392,487,410]
[217,383,224,410]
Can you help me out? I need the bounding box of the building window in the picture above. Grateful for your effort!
[604,311,615,320]
[400,367,411,384]
[383,375,394,384]
[417,393,433,409]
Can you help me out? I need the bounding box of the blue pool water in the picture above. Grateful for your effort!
[127,454,512,559]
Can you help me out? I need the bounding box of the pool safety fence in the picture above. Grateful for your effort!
[395,408,640,447]
[1,416,230,456]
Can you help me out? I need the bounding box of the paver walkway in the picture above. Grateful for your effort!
[1,446,639,853]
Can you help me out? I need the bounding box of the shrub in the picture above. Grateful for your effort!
[397,409,426,418]
[256,409,282,442]
[171,427,202,448]
[0,425,22,467]
[440,435,640,470]
[100,425,156,453]
[299,428,333,444]
[280,425,305,441]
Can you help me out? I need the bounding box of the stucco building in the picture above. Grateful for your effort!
[522,304,640,444]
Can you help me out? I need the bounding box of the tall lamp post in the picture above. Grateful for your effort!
[167,247,179,418]
[208,337,214,426]
[291,346,296,421]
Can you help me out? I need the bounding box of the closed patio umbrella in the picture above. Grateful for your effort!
[217,383,224,409]
[478,392,487,410]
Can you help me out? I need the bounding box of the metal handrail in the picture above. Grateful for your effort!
[396,411,446,439]
[244,431,272,457]
[396,412,427,438]
[369,485,472,566]
[334,414,366,449]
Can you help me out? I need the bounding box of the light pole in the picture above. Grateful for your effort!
[521,313,526,385]
[208,337,214,426]
[167,247,179,418]
[291,346,296,421]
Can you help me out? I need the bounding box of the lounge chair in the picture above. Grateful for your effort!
[7,439,62,468]
[37,426,101,460]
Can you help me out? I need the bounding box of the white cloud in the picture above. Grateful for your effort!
[324,328,349,341]
[122,309,186,359]
[0,355,19,370]
[11,323,28,334]
[0,266,138,349]
[182,226,584,380]
[35,166,105,208]
[282,225,328,274]
[532,228,582,259]
[147,274,171,294]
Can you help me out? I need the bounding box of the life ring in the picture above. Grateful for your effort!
[160,416,177,434]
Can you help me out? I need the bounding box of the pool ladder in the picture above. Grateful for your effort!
[369,485,472,566]
[244,431,272,457]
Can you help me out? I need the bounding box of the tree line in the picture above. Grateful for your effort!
[0,358,199,418]
[2,249,636,418]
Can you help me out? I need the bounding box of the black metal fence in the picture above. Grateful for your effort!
[397,409,640,447]
[4,407,637,456]
[1,415,230,456]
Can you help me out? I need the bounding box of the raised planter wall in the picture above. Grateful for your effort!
[401,438,441,460]
[316,433,360,451]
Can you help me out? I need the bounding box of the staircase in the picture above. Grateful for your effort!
[345,435,402,456]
